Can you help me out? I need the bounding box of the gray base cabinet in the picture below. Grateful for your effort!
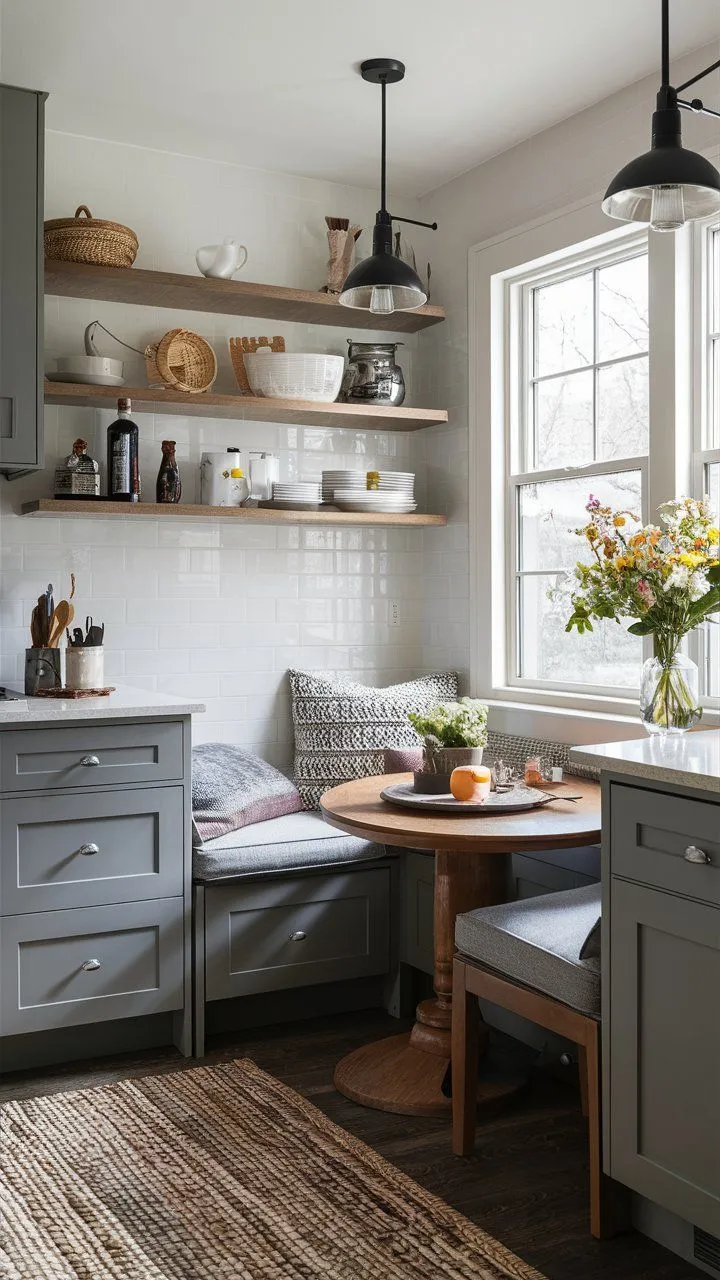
[604,778,720,1238]
[0,716,193,1068]
[0,84,45,475]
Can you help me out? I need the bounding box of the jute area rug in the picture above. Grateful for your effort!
[0,1059,545,1280]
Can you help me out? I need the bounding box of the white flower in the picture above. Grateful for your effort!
[689,570,710,601]
[663,564,690,592]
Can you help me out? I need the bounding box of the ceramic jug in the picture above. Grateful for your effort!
[195,238,249,279]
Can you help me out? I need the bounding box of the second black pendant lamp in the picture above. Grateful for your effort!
[339,59,437,314]
[603,0,720,231]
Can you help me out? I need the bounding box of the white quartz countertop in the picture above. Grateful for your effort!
[0,685,205,726]
[570,731,720,795]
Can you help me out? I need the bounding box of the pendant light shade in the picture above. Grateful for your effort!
[339,217,427,313]
[603,105,720,231]
[339,58,436,314]
[603,1,720,232]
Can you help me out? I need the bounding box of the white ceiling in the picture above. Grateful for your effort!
[1,0,718,196]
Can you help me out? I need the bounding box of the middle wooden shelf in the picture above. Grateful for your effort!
[44,381,448,433]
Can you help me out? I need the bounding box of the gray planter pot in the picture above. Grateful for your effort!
[414,746,485,794]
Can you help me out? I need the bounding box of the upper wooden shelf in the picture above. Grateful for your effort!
[44,381,447,432]
[22,499,448,529]
[44,260,446,333]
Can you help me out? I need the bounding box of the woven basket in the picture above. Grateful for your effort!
[145,329,217,394]
[44,205,138,267]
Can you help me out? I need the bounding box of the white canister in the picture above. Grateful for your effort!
[200,449,246,506]
[249,452,280,501]
[65,646,104,691]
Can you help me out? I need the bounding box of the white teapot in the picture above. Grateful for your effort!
[195,237,249,279]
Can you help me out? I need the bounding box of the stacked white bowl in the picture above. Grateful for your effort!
[271,482,322,508]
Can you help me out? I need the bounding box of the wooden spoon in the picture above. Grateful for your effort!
[47,600,74,649]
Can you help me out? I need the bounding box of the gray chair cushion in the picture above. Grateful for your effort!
[193,811,385,882]
[455,883,601,1018]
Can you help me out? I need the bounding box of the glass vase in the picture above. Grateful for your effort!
[640,651,701,735]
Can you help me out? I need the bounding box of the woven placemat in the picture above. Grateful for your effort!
[0,1059,545,1280]
[33,685,116,698]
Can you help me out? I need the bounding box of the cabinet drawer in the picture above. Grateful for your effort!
[205,868,390,1000]
[0,722,183,793]
[0,898,184,1035]
[611,783,720,905]
[1,787,184,913]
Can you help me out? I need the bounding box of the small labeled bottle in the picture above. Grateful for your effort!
[107,397,140,502]
[156,439,181,503]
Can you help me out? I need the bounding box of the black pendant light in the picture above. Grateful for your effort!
[339,59,437,314]
[603,0,720,231]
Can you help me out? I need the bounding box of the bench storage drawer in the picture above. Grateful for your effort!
[0,722,183,793]
[204,868,390,1000]
[610,783,720,905]
[0,897,184,1035]
[0,787,184,913]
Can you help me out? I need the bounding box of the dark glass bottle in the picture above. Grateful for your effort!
[156,440,181,503]
[107,397,140,502]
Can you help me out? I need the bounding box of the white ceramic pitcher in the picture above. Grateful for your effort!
[195,238,249,279]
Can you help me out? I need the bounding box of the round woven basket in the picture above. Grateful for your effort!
[44,205,138,268]
[145,329,217,394]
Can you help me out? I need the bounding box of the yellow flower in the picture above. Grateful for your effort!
[679,552,705,568]
[708,527,719,545]
[614,556,631,571]
[613,515,626,527]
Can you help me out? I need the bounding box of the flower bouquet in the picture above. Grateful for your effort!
[564,496,720,733]
[408,698,489,790]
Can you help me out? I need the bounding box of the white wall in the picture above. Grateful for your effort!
[1,132,437,764]
[417,41,720,700]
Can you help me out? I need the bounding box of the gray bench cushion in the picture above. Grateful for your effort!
[456,883,601,1017]
[193,811,385,882]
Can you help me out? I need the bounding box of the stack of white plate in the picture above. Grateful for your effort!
[321,470,366,503]
[333,489,417,514]
[374,471,415,496]
[270,482,322,510]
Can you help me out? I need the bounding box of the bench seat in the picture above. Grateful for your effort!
[193,811,385,882]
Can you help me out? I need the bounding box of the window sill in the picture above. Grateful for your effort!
[483,689,719,746]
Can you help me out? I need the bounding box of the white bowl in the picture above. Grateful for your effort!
[244,352,345,402]
[49,355,125,387]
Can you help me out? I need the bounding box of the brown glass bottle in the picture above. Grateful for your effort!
[107,397,140,502]
[156,440,181,503]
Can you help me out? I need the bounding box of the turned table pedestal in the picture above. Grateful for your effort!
[321,773,601,1117]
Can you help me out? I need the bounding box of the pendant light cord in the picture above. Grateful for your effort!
[661,0,670,88]
[380,75,387,215]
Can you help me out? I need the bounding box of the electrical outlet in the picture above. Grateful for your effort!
[390,601,401,627]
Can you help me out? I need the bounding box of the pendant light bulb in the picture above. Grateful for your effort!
[370,285,395,315]
[650,184,686,232]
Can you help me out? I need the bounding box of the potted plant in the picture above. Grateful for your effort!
[408,698,489,792]
[563,495,720,734]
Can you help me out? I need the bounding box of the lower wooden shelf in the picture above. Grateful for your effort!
[21,499,448,528]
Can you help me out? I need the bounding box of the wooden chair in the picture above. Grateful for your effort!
[451,884,625,1240]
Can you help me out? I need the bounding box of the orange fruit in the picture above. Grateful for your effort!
[450,766,492,802]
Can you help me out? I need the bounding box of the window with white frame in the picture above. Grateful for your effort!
[508,239,649,696]
[697,217,720,700]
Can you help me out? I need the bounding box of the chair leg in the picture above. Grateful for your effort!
[578,1044,589,1118]
[452,956,480,1156]
[585,1019,632,1239]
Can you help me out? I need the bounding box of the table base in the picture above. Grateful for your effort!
[334,1030,526,1117]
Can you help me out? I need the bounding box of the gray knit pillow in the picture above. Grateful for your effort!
[192,744,302,843]
[289,670,459,810]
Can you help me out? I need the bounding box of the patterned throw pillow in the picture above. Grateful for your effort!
[289,670,459,810]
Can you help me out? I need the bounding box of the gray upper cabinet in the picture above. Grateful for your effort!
[0,85,45,475]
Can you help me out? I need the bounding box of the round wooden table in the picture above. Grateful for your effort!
[321,773,601,1117]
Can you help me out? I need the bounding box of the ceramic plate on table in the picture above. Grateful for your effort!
[380,781,567,815]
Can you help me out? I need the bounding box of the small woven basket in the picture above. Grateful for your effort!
[145,328,217,394]
[44,205,138,268]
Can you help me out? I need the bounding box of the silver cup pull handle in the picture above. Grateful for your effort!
[77,842,99,857]
[684,844,711,864]
[289,930,307,942]
[80,754,100,767]
[81,958,101,972]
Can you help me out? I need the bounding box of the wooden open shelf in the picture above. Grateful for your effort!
[22,499,448,528]
[44,382,448,432]
[44,260,445,333]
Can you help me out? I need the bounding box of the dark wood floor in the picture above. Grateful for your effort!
[0,1010,702,1280]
